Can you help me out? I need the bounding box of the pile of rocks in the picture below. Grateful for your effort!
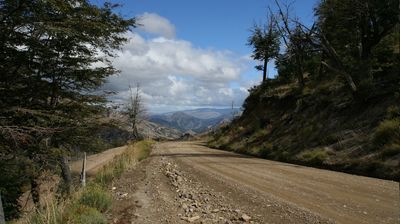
[163,161,257,223]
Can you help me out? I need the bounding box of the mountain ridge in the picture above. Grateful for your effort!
[149,108,241,133]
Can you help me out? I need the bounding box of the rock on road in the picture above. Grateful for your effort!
[110,141,399,224]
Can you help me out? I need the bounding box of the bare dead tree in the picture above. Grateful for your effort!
[273,0,306,88]
[292,21,358,92]
[127,84,146,140]
[272,0,358,93]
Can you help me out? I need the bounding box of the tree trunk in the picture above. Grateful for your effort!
[320,33,358,92]
[263,59,268,82]
[295,54,305,88]
[30,177,40,208]
[321,61,357,92]
[60,156,72,195]
[317,54,325,80]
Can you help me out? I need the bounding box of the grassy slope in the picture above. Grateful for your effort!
[209,78,399,180]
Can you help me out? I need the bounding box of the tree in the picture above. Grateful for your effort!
[127,84,146,140]
[0,0,135,219]
[315,0,399,85]
[247,14,280,82]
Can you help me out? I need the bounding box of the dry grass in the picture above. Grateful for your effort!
[95,140,155,186]
[20,140,155,224]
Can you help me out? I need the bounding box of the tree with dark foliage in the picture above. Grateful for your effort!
[0,0,135,220]
[247,14,280,83]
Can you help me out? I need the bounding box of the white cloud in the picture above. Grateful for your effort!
[137,12,176,39]
[103,13,254,113]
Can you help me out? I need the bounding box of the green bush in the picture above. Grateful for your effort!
[79,184,112,212]
[380,144,400,158]
[373,119,400,146]
[387,106,400,119]
[68,205,107,224]
[277,150,291,162]
[301,149,328,166]
[321,133,338,145]
[257,143,273,158]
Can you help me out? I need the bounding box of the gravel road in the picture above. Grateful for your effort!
[109,141,399,224]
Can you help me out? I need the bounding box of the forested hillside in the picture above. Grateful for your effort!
[209,0,399,180]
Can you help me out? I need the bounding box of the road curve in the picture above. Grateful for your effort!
[157,141,399,224]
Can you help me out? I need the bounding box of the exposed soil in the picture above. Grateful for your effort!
[108,141,399,224]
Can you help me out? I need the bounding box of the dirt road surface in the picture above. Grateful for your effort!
[109,141,399,224]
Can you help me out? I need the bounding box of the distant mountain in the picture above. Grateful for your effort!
[149,108,241,133]
[104,112,182,140]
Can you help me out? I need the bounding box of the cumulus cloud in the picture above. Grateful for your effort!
[104,13,253,113]
[137,12,176,39]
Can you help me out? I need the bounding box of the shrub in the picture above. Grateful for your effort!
[321,133,338,145]
[68,205,107,224]
[380,144,400,158]
[28,200,64,224]
[79,184,112,212]
[136,140,153,161]
[259,143,274,158]
[277,150,291,162]
[387,106,400,119]
[373,119,400,146]
[301,149,328,166]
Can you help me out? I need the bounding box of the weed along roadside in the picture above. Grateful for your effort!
[16,140,155,224]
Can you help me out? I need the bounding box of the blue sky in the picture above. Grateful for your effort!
[94,0,318,113]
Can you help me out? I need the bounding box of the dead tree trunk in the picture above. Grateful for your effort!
[319,33,357,92]
[30,177,40,208]
[60,156,72,194]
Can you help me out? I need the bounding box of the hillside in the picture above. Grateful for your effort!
[149,108,240,133]
[105,112,182,141]
[137,120,182,140]
[209,78,400,180]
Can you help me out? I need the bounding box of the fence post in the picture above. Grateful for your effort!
[80,152,86,187]
[0,193,5,224]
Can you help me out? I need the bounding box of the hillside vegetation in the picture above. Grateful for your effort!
[209,0,399,180]
[209,78,399,180]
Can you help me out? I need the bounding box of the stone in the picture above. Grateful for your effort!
[241,214,251,222]
[188,215,200,222]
